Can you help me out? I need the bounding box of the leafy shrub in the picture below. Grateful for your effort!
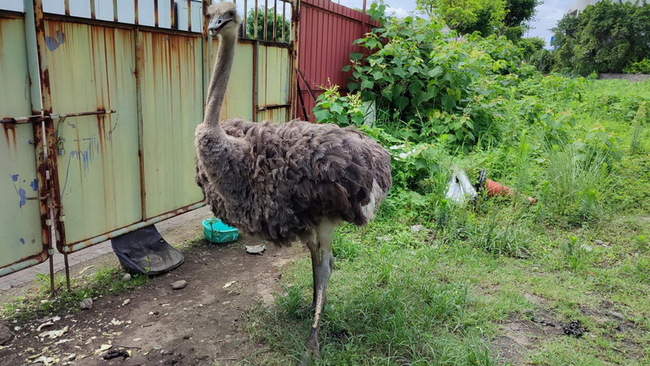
[623,59,650,74]
[312,84,366,127]
[344,15,535,148]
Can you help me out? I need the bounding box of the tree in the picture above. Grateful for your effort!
[551,0,650,75]
[416,0,506,35]
[245,7,290,42]
[503,0,539,41]
[415,0,538,38]
[504,0,538,27]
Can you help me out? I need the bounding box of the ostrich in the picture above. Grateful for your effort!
[194,2,392,357]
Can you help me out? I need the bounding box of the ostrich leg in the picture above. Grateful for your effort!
[304,219,337,360]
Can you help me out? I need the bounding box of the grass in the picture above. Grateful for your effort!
[242,79,650,365]
[1,79,648,365]
[0,266,148,323]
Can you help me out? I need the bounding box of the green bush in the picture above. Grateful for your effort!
[623,59,650,74]
[342,15,534,148]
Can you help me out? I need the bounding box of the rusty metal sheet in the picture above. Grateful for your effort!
[256,44,291,122]
[296,0,377,121]
[140,30,204,218]
[43,20,143,246]
[0,17,49,276]
[218,40,255,121]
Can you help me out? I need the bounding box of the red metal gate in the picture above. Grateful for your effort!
[294,0,378,122]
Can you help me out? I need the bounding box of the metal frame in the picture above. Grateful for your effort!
[0,0,297,291]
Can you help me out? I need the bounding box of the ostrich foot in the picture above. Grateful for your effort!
[301,327,320,366]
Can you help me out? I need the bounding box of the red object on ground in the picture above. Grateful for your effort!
[485,179,537,204]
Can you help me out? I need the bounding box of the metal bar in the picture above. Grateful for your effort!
[135,29,147,223]
[134,0,139,25]
[64,0,70,16]
[282,0,286,41]
[90,0,95,19]
[1,109,116,125]
[243,0,247,37]
[25,0,58,293]
[272,0,277,41]
[290,0,299,120]
[252,40,259,120]
[113,0,118,22]
[253,0,258,39]
[187,0,191,31]
[63,202,205,252]
[170,0,175,29]
[0,254,49,277]
[297,69,317,102]
[263,0,268,41]
[154,0,159,27]
[257,103,291,111]
[296,78,309,121]
[202,0,210,105]
[64,253,70,290]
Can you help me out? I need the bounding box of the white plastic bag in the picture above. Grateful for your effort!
[445,169,477,204]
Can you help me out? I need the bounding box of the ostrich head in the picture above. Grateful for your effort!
[207,2,242,36]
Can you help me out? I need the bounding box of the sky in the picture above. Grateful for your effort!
[334,0,584,46]
[0,0,587,46]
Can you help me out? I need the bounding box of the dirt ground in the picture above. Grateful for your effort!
[0,217,304,366]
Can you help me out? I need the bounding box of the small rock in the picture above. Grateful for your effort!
[245,245,266,255]
[0,283,11,291]
[0,322,14,345]
[171,280,187,290]
[79,298,93,310]
[410,225,424,232]
[122,299,130,306]
[122,273,132,281]
[607,310,625,320]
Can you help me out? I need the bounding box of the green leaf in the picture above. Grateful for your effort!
[397,96,409,111]
[341,65,351,72]
[313,109,330,122]
[330,103,344,114]
[428,66,444,78]
[442,94,456,110]
[361,79,375,89]
[372,71,383,80]
[348,82,359,92]
[350,52,364,61]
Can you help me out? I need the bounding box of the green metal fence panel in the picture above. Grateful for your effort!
[0,16,48,276]
[45,20,143,246]
[140,31,204,219]
[256,44,291,122]
[220,41,255,121]
[1,0,296,277]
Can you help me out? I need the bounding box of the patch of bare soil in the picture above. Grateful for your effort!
[0,237,303,366]
[492,293,646,365]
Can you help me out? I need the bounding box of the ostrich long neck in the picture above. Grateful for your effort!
[204,30,237,128]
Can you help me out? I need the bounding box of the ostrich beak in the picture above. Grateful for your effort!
[208,14,233,36]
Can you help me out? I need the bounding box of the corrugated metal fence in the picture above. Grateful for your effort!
[0,0,294,279]
[295,0,377,122]
[1,0,374,281]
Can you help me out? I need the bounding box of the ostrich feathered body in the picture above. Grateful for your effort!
[195,119,392,245]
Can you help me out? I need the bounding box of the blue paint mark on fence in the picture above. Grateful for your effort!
[11,174,19,182]
[45,30,65,51]
[62,135,100,195]
[19,238,25,245]
[18,188,27,207]
[30,179,38,191]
